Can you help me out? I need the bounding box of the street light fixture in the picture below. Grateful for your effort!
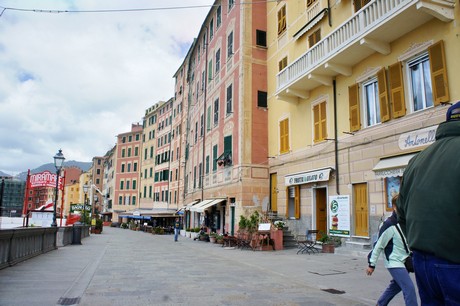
[51,149,65,227]
[83,184,89,226]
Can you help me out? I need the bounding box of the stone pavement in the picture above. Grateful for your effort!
[0,227,417,306]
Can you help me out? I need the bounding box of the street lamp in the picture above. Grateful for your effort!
[51,149,65,227]
[83,184,89,226]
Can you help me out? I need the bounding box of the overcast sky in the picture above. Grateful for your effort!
[0,0,213,175]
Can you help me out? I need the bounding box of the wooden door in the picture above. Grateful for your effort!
[354,183,369,237]
[270,173,278,213]
[315,188,327,237]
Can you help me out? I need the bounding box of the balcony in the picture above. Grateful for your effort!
[276,0,455,101]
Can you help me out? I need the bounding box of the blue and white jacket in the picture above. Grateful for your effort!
[368,211,410,269]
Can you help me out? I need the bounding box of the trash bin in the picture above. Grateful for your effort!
[72,222,82,245]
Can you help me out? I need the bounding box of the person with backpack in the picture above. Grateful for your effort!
[366,195,417,306]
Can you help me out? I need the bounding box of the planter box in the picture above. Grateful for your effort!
[270,229,283,250]
[180,230,186,237]
[322,244,335,253]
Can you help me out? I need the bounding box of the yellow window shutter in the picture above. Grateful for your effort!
[388,62,406,118]
[429,40,449,105]
[294,185,300,219]
[280,119,289,153]
[313,104,320,142]
[377,68,390,122]
[320,102,327,140]
[348,84,361,132]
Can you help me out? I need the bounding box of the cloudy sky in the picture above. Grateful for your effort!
[0,0,213,175]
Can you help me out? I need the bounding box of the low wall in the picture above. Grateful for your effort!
[0,225,90,270]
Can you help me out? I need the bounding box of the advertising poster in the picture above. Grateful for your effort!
[328,195,350,236]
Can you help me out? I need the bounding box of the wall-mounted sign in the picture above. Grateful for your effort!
[285,167,332,186]
[398,126,437,150]
[328,195,350,237]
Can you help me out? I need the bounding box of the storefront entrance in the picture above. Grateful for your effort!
[315,188,327,236]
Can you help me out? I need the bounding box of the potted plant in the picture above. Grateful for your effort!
[319,232,341,253]
[273,220,285,230]
[93,219,103,234]
[209,232,218,243]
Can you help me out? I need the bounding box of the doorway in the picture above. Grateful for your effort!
[353,183,369,237]
[315,188,327,238]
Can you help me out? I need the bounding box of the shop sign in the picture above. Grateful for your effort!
[285,168,332,186]
[398,126,437,150]
[29,170,64,189]
[328,195,350,237]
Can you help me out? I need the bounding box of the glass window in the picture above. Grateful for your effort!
[408,54,433,112]
[363,78,381,127]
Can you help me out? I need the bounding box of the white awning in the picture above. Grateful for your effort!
[184,200,199,211]
[195,198,226,213]
[372,153,418,178]
[189,199,214,212]
[293,10,327,40]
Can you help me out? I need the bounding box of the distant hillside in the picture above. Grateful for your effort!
[16,161,92,181]
[0,170,12,178]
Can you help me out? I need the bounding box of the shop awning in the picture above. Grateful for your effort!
[184,200,200,211]
[293,9,327,40]
[189,199,214,212]
[372,153,418,178]
[194,198,226,213]
[119,215,151,220]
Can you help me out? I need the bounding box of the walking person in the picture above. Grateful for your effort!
[398,101,460,305]
[174,218,180,242]
[367,195,418,306]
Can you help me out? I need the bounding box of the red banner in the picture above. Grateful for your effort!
[29,170,64,190]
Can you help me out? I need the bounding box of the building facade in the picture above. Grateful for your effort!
[267,0,457,247]
[182,0,269,234]
[112,124,142,221]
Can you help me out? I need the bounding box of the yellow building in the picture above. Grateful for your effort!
[267,0,457,249]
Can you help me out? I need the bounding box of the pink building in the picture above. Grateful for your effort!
[181,0,268,234]
[113,124,142,221]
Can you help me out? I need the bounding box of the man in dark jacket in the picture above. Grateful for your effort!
[398,101,460,305]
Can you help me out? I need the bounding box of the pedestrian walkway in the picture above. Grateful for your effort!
[0,227,414,306]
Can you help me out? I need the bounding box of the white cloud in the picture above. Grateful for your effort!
[0,0,213,174]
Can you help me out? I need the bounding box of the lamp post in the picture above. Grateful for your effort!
[83,184,89,226]
[51,149,65,227]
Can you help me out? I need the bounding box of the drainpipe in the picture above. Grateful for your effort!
[333,79,339,195]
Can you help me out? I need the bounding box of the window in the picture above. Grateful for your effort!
[126,181,130,190]
[121,164,125,173]
[132,196,136,205]
[227,31,233,58]
[133,162,137,172]
[206,155,210,174]
[210,19,214,40]
[308,29,321,48]
[127,163,131,172]
[229,0,234,11]
[279,118,290,154]
[286,185,300,219]
[256,30,267,47]
[127,148,131,157]
[212,145,218,171]
[258,91,267,108]
[208,60,213,81]
[120,181,124,190]
[226,84,233,114]
[277,5,286,36]
[121,149,125,158]
[200,114,204,136]
[215,49,221,73]
[307,0,317,8]
[216,5,221,28]
[128,135,132,142]
[408,54,433,112]
[134,147,139,156]
[207,106,212,130]
[214,98,219,125]
[313,101,327,143]
[118,196,122,205]
[354,0,371,12]
[132,180,137,190]
[279,57,288,72]
[363,78,381,127]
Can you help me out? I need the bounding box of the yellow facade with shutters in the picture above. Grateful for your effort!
[267,0,458,246]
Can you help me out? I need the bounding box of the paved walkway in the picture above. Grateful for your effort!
[0,227,416,306]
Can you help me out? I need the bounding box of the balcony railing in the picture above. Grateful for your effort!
[276,0,452,96]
